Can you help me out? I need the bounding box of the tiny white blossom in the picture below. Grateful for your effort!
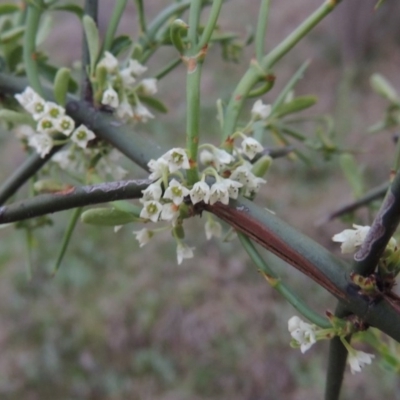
[15,87,40,108]
[133,103,154,123]
[28,98,48,121]
[209,182,230,205]
[230,163,252,185]
[71,125,96,148]
[205,219,222,240]
[190,181,210,205]
[133,228,154,247]
[199,148,234,170]
[126,59,147,76]
[14,124,36,140]
[98,51,119,73]
[44,102,65,120]
[245,176,267,196]
[214,148,234,165]
[55,115,75,136]
[101,86,119,108]
[348,350,375,374]
[199,149,214,165]
[161,203,180,222]
[148,158,169,180]
[177,242,195,265]
[52,149,73,169]
[251,99,271,120]
[162,148,190,173]
[332,224,371,254]
[163,179,190,205]
[140,200,162,223]
[37,116,57,134]
[140,78,158,96]
[141,182,162,202]
[241,137,264,160]
[116,98,133,120]
[223,178,243,199]
[288,316,317,354]
[28,133,53,158]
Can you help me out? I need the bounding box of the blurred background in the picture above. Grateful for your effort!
[1,0,400,399]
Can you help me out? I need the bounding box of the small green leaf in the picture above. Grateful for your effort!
[53,67,71,106]
[0,26,25,44]
[0,109,33,125]
[36,14,53,46]
[274,96,317,118]
[339,153,364,198]
[110,35,132,57]
[138,95,168,113]
[50,4,84,19]
[370,73,399,104]
[83,15,100,75]
[38,61,78,93]
[81,208,139,226]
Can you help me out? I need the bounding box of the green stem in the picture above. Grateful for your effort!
[0,179,151,224]
[255,0,271,62]
[134,0,147,35]
[103,0,128,52]
[187,0,202,46]
[186,64,202,184]
[154,57,181,80]
[52,207,82,276]
[81,0,98,102]
[239,233,330,328]
[222,0,338,142]
[23,0,44,96]
[198,0,223,49]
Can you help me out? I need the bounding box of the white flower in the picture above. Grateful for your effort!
[148,158,169,180]
[288,316,317,354]
[14,124,36,140]
[177,242,195,265]
[230,163,252,185]
[15,86,40,109]
[133,103,154,123]
[161,203,180,222]
[241,137,264,160]
[55,115,75,136]
[209,182,230,205]
[97,51,119,73]
[116,98,133,119]
[199,150,214,165]
[140,78,158,96]
[141,182,162,202]
[190,181,210,205]
[332,224,371,254]
[222,178,243,199]
[205,219,222,240]
[71,124,96,148]
[27,97,48,121]
[37,116,57,134]
[44,102,65,120]
[120,59,147,87]
[101,86,119,108]
[251,99,271,120]
[52,149,73,169]
[139,200,162,223]
[28,133,53,158]
[348,350,375,374]
[163,179,190,205]
[245,176,267,196]
[133,228,154,247]
[126,59,147,76]
[162,148,190,173]
[200,148,234,171]
[214,148,234,165]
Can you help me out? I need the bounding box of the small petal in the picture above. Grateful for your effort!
[251,99,271,120]
[28,133,53,158]
[71,124,96,148]
[140,78,158,96]
[101,86,119,108]
[348,350,375,374]
[223,178,243,199]
[98,51,119,73]
[133,103,154,123]
[116,99,133,120]
[177,242,195,265]
[209,182,229,205]
[148,158,169,180]
[162,148,190,173]
[44,102,65,120]
[15,87,41,108]
[190,181,210,205]
[141,182,163,202]
[133,228,154,247]
[161,203,180,222]
[37,116,57,134]
[332,224,371,254]
[241,137,264,160]
[140,200,162,223]
[55,115,75,136]
[163,179,190,205]
[127,59,147,76]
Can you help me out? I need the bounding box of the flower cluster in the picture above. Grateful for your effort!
[288,316,375,374]
[15,87,95,158]
[96,51,157,122]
